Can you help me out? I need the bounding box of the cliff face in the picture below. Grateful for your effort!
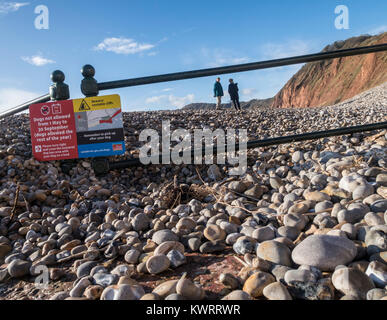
[272,32,387,108]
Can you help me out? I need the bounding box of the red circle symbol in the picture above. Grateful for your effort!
[41,105,50,116]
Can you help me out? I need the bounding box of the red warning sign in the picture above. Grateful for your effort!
[29,100,78,161]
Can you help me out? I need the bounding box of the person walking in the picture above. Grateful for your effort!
[213,77,224,110]
[228,79,242,111]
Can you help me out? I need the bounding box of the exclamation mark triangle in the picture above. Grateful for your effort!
[79,99,91,111]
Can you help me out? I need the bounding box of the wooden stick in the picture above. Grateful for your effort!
[232,256,249,268]
[8,184,20,224]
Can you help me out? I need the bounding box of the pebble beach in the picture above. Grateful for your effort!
[0,83,386,300]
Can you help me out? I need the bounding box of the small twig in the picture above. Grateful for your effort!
[195,166,207,186]
[8,184,20,224]
[232,256,249,268]
[22,195,30,213]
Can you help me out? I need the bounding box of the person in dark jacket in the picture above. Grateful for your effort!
[214,77,224,110]
[228,79,241,111]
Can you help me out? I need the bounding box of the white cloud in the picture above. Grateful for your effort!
[182,48,250,68]
[201,48,250,67]
[367,25,387,35]
[94,37,155,55]
[146,94,195,108]
[241,88,259,99]
[21,55,55,66]
[260,40,312,59]
[242,88,256,96]
[0,2,29,13]
[146,95,165,104]
[0,88,39,111]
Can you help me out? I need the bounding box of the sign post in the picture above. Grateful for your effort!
[29,94,125,162]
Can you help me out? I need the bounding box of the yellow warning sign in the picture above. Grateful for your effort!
[73,94,121,112]
[78,99,91,111]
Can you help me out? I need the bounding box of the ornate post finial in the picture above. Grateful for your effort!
[49,70,70,101]
[81,64,99,97]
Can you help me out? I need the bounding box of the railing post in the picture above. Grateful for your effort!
[49,70,70,101]
[81,64,99,97]
[47,70,75,174]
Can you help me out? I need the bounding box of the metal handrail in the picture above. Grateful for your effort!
[92,121,387,174]
[97,43,387,90]
[1,43,386,120]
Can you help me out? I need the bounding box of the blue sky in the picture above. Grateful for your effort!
[0,0,386,112]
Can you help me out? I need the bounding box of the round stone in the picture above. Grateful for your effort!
[256,241,292,267]
[111,265,134,277]
[176,218,196,232]
[152,230,179,245]
[352,184,374,200]
[165,293,186,300]
[154,241,185,256]
[252,226,275,242]
[271,265,293,282]
[292,151,304,163]
[93,273,119,287]
[204,225,226,241]
[140,293,160,300]
[188,238,201,252]
[219,273,240,290]
[283,213,307,230]
[199,241,226,254]
[132,213,150,231]
[84,285,103,300]
[101,284,145,300]
[292,235,357,271]
[263,282,292,300]
[76,261,98,278]
[366,288,387,300]
[166,250,186,268]
[332,267,375,299]
[376,173,387,186]
[7,259,31,278]
[370,200,387,213]
[233,239,256,255]
[124,249,141,264]
[152,280,178,299]
[365,229,387,255]
[228,181,248,193]
[284,269,317,285]
[244,185,264,199]
[364,212,385,226]
[315,201,333,213]
[243,271,275,298]
[277,226,300,241]
[366,261,387,288]
[221,290,252,300]
[341,223,357,240]
[146,254,170,274]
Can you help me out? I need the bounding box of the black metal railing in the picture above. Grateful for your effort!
[0,42,386,174]
[1,43,386,119]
